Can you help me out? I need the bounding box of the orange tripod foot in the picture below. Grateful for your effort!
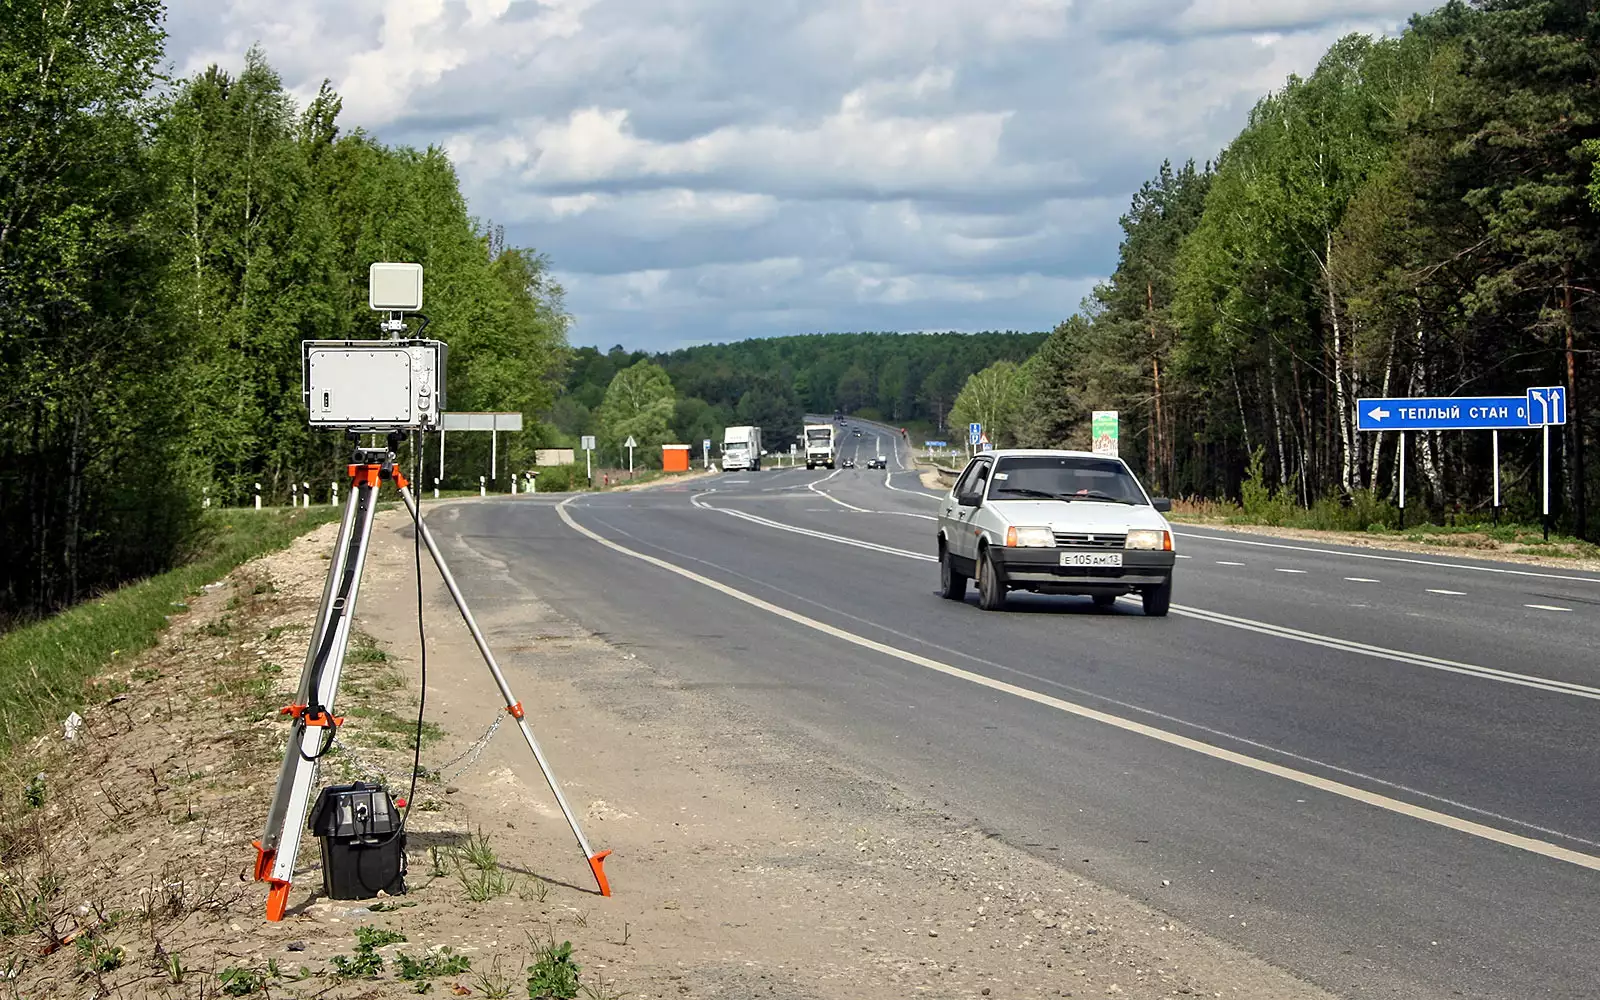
[265,881,292,921]
[588,850,612,897]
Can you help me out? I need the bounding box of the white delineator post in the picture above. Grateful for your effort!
[331,482,339,506]
[302,482,311,508]
[255,483,262,510]
[290,483,298,507]
[433,477,439,500]
[479,475,486,498]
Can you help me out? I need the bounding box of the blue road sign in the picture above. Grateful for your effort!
[1527,386,1567,426]
[968,422,982,445]
[1357,396,1533,431]
[925,440,948,448]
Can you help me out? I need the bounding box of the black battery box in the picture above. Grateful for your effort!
[308,782,407,900]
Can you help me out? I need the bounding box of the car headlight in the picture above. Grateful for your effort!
[1125,528,1173,551]
[1005,526,1054,548]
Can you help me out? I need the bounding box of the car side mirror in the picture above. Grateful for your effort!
[1151,497,1172,513]
[957,491,982,508]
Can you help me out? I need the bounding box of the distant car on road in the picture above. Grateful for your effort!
[866,456,887,469]
[853,429,862,437]
[935,450,1175,615]
[841,459,856,468]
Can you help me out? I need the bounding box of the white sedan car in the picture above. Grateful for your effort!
[935,450,1176,615]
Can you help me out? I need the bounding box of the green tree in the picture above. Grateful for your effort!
[950,361,1026,448]
[735,375,803,448]
[0,0,190,616]
[598,361,676,465]
[1016,318,1093,449]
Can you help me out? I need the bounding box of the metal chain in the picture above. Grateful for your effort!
[434,713,504,783]
[330,713,503,786]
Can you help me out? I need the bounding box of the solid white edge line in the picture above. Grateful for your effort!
[1525,604,1572,612]
[555,498,1600,874]
[1175,530,1600,584]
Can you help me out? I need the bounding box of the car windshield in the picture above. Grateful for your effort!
[987,455,1147,504]
[724,442,748,453]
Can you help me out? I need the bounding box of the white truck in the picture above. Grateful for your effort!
[721,425,762,471]
[803,423,836,470]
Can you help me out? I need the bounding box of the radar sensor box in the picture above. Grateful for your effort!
[302,339,447,431]
[308,782,407,900]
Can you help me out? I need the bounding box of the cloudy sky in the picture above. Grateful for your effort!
[164,0,1429,351]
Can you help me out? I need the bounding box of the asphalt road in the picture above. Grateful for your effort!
[430,422,1600,1000]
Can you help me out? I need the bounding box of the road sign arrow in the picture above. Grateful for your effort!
[1368,406,1391,422]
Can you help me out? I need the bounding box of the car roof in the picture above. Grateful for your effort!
[974,449,1117,461]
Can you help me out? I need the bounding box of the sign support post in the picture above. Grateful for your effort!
[624,435,637,474]
[1492,430,1500,524]
[1398,432,1406,529]
[581,435,596,486]
[1543,423,1551,541]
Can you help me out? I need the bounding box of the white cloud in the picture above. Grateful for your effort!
[163,0,1430,349]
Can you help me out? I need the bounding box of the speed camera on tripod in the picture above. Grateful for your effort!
[302,263,448,432]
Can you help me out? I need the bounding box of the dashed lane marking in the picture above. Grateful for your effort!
[1525,604,1572,612]
[1427,589,1467,596]
[1217,561,1246,566]
[1345,577,1380,583]
[1275,568,1308,574]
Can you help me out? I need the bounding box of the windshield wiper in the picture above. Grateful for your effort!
[1061,490,1137,504]
[995,487,1061,499]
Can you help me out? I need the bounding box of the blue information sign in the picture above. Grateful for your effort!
[968,422,982,445]
[1527,386,1567,426]
[1357,395,1534,432]
[925,440,948,448]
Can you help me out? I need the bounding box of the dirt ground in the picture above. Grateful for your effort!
[1,499,1335,1000]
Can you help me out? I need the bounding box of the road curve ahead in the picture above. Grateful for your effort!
[431,420,1600,1000]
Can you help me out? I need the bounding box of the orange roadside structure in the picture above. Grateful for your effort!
[662,444,691,472]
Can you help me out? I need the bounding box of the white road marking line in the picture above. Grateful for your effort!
[1175,554,1192,559]
[806,468,871,512]
[1345,577,1380,583]
[1427,589,1467,596]
[1175,530,1600,585]
[555,499,1600,873]
[1525,604,1572,612]
[1275,568,1307,574]
[1217,561,1246,566]
[689,504,1600,702]
[883,469,941,500]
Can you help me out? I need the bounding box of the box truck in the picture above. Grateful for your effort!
[721,425,762,471]
[804,423,836,470]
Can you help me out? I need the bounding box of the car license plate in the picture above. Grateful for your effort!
[1060,552,1122,568]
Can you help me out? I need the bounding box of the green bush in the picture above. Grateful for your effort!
[529,463,588,493]
[1238,447,1296,525]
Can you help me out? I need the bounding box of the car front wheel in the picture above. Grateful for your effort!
[1142,575,1172,617]
[977,549,1007,611]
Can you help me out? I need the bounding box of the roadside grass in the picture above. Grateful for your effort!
[1169,496,1598,558]
[0,506,340,752]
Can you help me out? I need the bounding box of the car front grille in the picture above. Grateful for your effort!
[1052,531,1126,549]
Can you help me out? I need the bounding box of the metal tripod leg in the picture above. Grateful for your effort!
[396,486,612,896]
[253,470,383,920]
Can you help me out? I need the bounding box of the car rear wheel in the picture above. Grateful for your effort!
[1091,593,1117,609]
[939,545,967,600]
[1142,576,1172,617]
[977,549,1007,611]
